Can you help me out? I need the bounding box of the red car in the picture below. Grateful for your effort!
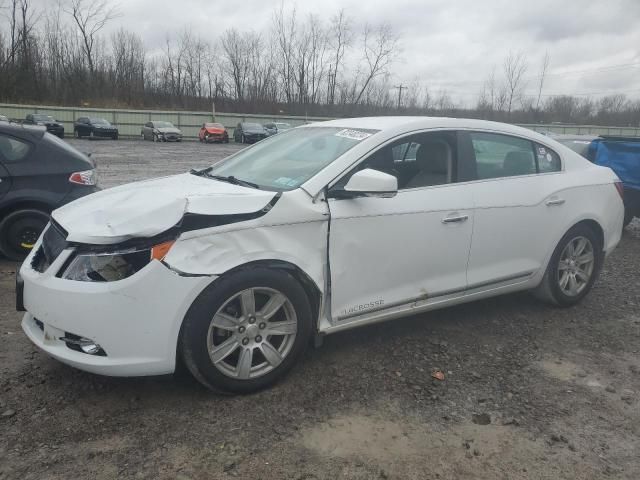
[199,123,229,143]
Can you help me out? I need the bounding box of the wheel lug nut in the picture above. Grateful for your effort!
[255,335,262,342]
[248,316,256,324]
[238,326,246,333]
[259,322,266,329]
[242,338,249,345]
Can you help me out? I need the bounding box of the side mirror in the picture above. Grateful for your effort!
[334,168,398,198]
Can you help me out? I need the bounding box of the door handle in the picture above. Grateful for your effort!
[442,214,469,224]
[546,197,565,206]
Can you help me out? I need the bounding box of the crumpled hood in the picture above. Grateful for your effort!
[157,127,181,134]
[52,173,277,244]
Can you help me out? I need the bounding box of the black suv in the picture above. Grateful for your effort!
[73,117,119,139]
[24,114,65,138]
[0,122,98,260]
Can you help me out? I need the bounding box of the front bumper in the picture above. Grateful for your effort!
[46,125,64,137]
[245,134,267,143]
[204,133,227,142]
[91,129,118,138]
[19,242,213,376]
[159,133,182,142]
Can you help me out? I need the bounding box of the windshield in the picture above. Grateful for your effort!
[205,123,224,128]
[243,123,262,129]
[33,114,55,122]
[207,127,377,191]
[154,121,174,128]
[90,118,111,125]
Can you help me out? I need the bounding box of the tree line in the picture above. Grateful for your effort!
[1,0,638,126]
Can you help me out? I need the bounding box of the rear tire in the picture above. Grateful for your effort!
[623,209,634,228]
[533,224,603,307]
[180,267,312,394]
[0,209,50,261]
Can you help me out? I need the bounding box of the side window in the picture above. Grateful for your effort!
[337,132,457,191]
[535,143,561,173]
[470,132,535,179]
[0,134,31,162]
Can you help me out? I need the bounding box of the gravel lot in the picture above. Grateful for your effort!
[1,138,639,479]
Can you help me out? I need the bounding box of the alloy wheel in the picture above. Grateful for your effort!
[206,287,297,380]
[557,235,595,297]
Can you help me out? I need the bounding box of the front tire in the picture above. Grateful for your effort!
[0,209,50,261]
[180,267,312,394]
[534,224,603,307]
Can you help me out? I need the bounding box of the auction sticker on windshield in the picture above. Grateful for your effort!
[335,129,373,141]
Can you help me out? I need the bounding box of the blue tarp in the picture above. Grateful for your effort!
[588,139,640,191]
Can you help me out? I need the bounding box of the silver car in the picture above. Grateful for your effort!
[141,121,183,142]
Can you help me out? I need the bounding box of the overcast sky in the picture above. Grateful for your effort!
[47,0,640,105]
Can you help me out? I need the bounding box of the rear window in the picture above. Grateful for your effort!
[0,134,31,161]
[44,132,86,158]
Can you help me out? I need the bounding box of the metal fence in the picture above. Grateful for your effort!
[1,102,639,139]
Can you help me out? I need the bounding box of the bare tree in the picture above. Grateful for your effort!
[272,3,297,103]
[535,51,550,110]
[66,0,119,76]
[503,51,528,113]
[326,9,351,105]
[221,29,250,101]
[353,22,399,105]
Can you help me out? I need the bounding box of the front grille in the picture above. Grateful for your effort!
[32,222,68,273]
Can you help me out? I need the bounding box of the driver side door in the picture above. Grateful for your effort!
[327,131,475,325]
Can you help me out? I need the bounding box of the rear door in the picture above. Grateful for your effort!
[460,130,567,288]
[0,132,76,205]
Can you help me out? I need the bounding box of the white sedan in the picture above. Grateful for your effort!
[18,117,624,393]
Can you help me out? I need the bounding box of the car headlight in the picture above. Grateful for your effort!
[61,240,175,282]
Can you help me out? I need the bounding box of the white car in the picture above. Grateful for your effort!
[18,117,624,393]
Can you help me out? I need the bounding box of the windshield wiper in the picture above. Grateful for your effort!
[207,174,260,189]
[189,166,213,176]
[190,167,260,189]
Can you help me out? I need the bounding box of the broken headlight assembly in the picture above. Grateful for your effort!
[61,240,175,282]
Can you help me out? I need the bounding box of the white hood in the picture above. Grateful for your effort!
[52,173,277,244]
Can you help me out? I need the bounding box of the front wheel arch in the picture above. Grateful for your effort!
[178,265,314,393]
[177,260,322,343]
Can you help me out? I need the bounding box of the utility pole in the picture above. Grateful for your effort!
[394,84,406,109]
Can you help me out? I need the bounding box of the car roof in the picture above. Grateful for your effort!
[302,116,539,134]
[0,122,46,140]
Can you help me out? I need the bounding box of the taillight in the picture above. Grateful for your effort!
[69,169,97,186]
[614,181,624,200]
